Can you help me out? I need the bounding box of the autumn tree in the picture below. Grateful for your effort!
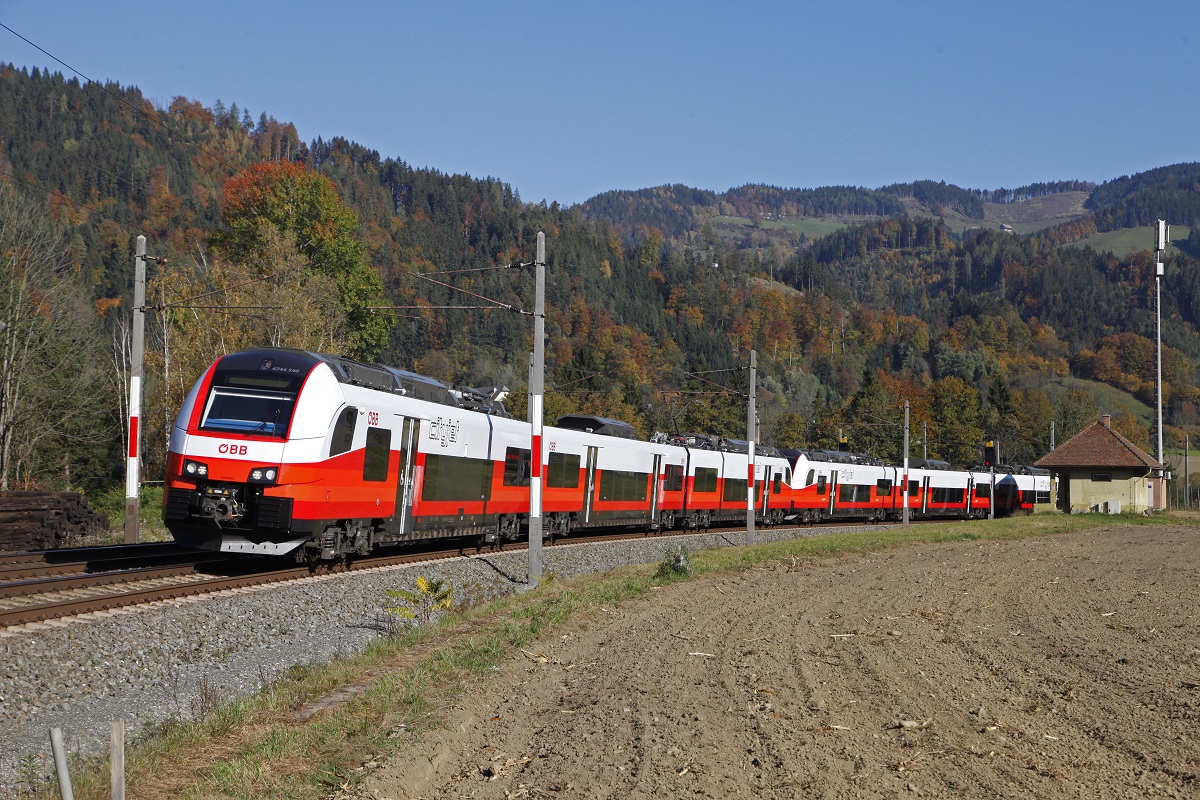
[215,161,393,358]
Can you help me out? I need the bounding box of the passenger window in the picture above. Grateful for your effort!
[816,475,827,495]
[504,446,532,487]
[329,406,357,457]
[363,427,391,482]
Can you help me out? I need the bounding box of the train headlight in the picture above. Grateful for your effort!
[183,459,208,478]
[247,466,279,485]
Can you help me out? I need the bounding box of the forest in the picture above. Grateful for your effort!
[2,63,1199,511]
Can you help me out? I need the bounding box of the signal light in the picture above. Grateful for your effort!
[838,436,849,452]
[983,441,997,467]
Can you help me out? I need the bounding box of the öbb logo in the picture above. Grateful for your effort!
[218,443,249,455]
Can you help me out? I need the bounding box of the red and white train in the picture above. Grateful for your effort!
[163,348,1050,561]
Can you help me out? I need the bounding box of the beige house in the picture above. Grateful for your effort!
[1035,415,1165,514]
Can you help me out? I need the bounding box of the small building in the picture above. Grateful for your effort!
[1034,415,1164,513]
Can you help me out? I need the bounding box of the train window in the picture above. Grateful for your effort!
[806,469,815,486]
[723,478,747,502]
[503,447,532,487]
[200,387,296,437]
[694,467,718,494]
[908,480,919,496]
[785,468,791,484]
[773,473,782,494]
[876,479,892,496]
[547,452,581,488]
[329,407,358,457]
[598,470,649,502]
[422,454,493,501]
[838,484,871,503]
[974,485,991,499]
[930,487,965,504]
[363,427,391,482]
[664,464,684,493]
[816,475,827,494]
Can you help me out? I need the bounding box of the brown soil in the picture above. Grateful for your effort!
[352,525,1200,799]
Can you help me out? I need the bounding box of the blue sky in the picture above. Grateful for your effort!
[2,1,1195,205]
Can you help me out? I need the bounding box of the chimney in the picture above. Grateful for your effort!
[1101,414,1112,428]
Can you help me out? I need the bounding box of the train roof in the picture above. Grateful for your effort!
[554,414,639,439]
[218,348,512,417]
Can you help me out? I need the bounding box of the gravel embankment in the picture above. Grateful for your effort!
[0,525,863,791]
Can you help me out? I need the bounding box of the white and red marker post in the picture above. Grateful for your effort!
[527,232,546,586]
[124,235,146,544]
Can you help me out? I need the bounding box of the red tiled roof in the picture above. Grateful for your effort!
[1034,419,1162,470]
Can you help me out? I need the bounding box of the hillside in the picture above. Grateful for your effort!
[1,62,1199,502]
[983,190,1089,232]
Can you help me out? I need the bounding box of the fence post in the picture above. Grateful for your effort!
[111,720,125,800]
[49,727,74,800]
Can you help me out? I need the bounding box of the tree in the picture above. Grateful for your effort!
[1054,389,1100,442]
[216,161,393,358]
[0,186,111,490]
[928,376,983,467]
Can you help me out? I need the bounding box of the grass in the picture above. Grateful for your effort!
[1066,224,1191,258]
[712,215,851,240]
[44,511,1197,800]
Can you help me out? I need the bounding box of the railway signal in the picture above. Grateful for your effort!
[983,440,997,468]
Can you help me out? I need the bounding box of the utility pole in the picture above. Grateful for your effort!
[1154,219,1168,509]
[1050,420,1055,451]
[124,236,147,544]
[527,232,546,587]
[1186,434,1190,512]
[902,400,910,526]
[746,350,756,546]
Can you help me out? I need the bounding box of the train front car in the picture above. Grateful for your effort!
[163,348,343,558]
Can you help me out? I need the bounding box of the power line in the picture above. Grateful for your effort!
[0,22,241,173]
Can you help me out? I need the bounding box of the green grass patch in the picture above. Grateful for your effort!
[1067,224,1190,258]
[54,511,1197,800]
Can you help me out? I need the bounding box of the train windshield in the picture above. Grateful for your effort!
[199,368,305,437]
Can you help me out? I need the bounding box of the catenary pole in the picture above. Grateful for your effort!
[527,232,545,586]
[902,400,910,526]
[1155,220,1167,508]
[746,350,756,546]
[123,236,146,544]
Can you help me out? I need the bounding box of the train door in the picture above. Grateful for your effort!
[583,446,599,523]
[966,476,975,515]
[392,416,420,534]
[650,453,663,522]
[828,470,838,515]
[921,476,930,514]
[762,466,776,516]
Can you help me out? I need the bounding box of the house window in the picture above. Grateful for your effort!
[1091,473,1112,482]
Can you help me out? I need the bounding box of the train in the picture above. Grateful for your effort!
[162,347,1051,562]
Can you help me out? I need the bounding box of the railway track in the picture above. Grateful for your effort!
[0,541,488,629]
[0,520,856,630]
